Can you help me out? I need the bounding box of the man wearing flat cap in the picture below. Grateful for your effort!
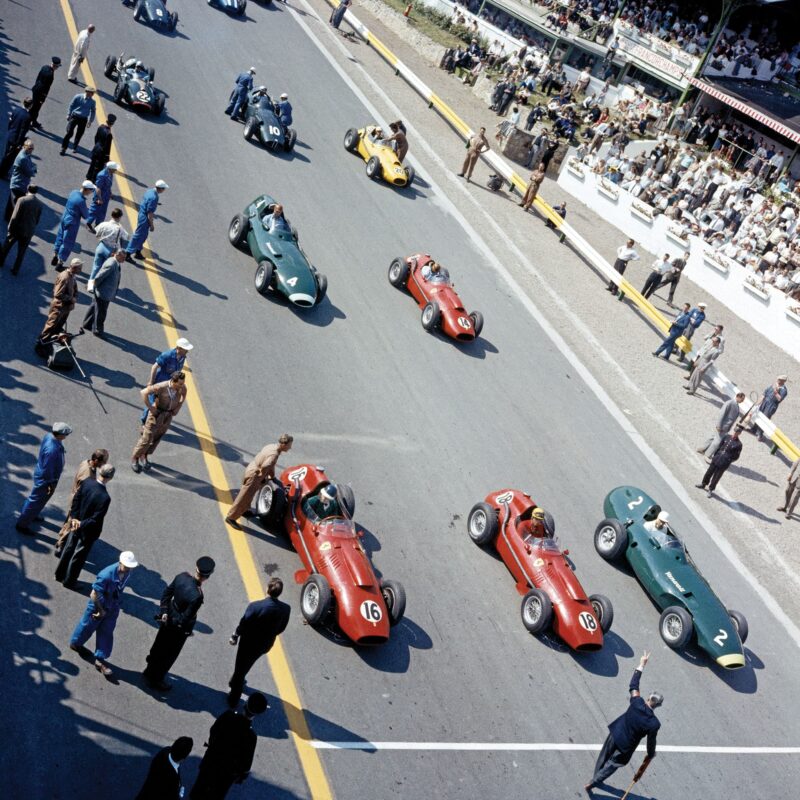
[69,550,137,677]
[29,56,62,130]
[36,258,82,347]
[140,337,193,423]
[61,85,96,155]
[16,422,72,534]
[753,375,788,442]
[135,736,194,800]
[126,180,168,261]
[51,181,94,268]
[191,692,268,798]
[143,557,215,691]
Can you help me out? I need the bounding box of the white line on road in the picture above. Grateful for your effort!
[311,741,800,754]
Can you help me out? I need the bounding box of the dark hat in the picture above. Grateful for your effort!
[52,56,62,65]
[246,692,268,715]
[196,556,215,577]
[170,736,193,761]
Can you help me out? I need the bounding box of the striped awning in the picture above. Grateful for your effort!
[689,77,800,145]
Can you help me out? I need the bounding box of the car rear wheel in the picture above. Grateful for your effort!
[243,117,259,142]
[254,479,286,525]
[593,518,627,562]
[336,483,355,517]
[344,128,359,152]
[104,56,116,79]
[154,93,165,116]
[113,82,125,105]
[467,502,498,546]
[521,588,553,634]
[659,605,693,648]
[388,257,409,288]
[380,579,406,626]
[301,574,332,626]
[589,593,614,633]
[404,165,415,185]
[315,273,328,304]
[228,214,248,248]
[727,609,749,644]
[254,261,274,296]
[238,0,247,14]
[366,156,381,180]
[148,66,156,82]
[470,310,484,336]
[421,301,441,332]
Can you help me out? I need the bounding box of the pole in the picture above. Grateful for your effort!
[620,757,651,800]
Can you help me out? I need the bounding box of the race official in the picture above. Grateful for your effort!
[0,98,33,178]
[135,737,194,800]
[276,93,293,129]
[585,651,662,794]
[86,161,119,231]
[86,116,116,183]
[36,258,82,346]
[16,422,72,534]
[652,303,691,361]
[225,434,293,526]
[778,458,800,520]
[67,24,95,82]
[607,239,639,293]
[81,249,123,337]
[140,338,193,422]
[143,557,216,691]
[126,180,168,261]
[225,67,256,122]
[640,254,672,300]
[226,578,291,707]
[0,184,42,275]
[55,448,109,555]
[698,392,744,458]
[131,372,187,472]
[4,139,36,221]
[519,163,546,211]
[684,336,722,395]
[190,693,268,799]
[696,426,743,498]
[52,182,94,268]
[459,127,489,181]
[60,86,96,155]
[29,56,61,129]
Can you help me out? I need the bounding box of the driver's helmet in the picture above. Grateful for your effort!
[429,261,441,272]
[135,60,145,71]
[320,485,338,501]
[532,508,555,537]
[257,85,267,93]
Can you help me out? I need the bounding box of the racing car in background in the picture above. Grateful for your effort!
[344,125,414,187]
[207,0,247,14]
[243,90,297,152]
[388,254,483,341]
[103,55,166,115]
[468,489,613,650]
[125,0,179,31]
[254,464,406,645]
[595,486,748,669]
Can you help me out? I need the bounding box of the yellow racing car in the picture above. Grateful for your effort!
[343,125,415,187]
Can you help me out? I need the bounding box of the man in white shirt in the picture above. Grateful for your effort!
[641,254,672,299]
[89,207,129,285]
[608,239,640,294]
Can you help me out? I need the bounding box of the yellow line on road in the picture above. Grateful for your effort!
[57,3,333,797]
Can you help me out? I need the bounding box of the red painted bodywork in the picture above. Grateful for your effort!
[278,464,392,645]
[403,254,478,341]
[483,488,605,651]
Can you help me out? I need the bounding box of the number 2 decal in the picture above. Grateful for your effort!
[578,612,597,631]
[360,601,382,622]
[713,629,728,647]
[627,495,644,510]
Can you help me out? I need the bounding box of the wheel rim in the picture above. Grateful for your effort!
[303,584,319,615]
[257,484,272,515]
[663,613,683,641]
[382,587,395,612]
[523,596,542,625]
[469,509,486,538]
[597,525,617,552]
[591,600,602,622]
[422,306,433,325]
[230,218,240,238]
[389,262,400,281]
[256,266,266,287]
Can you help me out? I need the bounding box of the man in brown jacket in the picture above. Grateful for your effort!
[519,163,546,211]
[1,184,42,274]
[36,257,82,346]
[458,127,489,181]
[55,448,109,555]
[226,434,293,527]
[131,372,187,472]
[778,458,800,520]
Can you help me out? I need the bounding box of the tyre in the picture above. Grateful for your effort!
[104,56,116,79]
[727,609,749,644]
[467,502,498,546]
[404,165,415,185]
[284,129,297,152]
[254,260,274,296]
[154,93,165,116]
[254,479,286,525]
[133,2,144,21]
[243,117,258,142]
[238,0,247,14]
[170,12,179,30]
[148,66,156,82]
[388,257,409,287]
[520,588,553,634]
[228,213,248,248]
[336,483,355,517]
[366,156,381,180]
[470,310,484,336]
[381,579,406,626]
[421,301,441,332]
[659,605,693,648]
[593,518,628,562]
[315,273,328,303]
[301,574,332,625]
[589,593,614,633]
[113,82,125,105]
[343,128,359,152]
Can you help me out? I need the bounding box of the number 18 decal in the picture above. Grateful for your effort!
[578,612,597,631]
[360,600,382,622]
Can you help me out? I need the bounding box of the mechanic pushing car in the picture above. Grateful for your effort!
[225,66,256,122]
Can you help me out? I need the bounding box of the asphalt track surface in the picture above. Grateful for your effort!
[0,2,798,798]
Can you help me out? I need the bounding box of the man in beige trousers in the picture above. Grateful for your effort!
[778,459,800,520]
[225,434,293,528]
[458,127,490,181]
[67,25,95,82]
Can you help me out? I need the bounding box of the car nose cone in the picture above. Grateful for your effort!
[289,293,315,308]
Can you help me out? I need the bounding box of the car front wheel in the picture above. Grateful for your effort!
[521,588,553,634]
[404,165,415,186]
[344,128,359,152]
[381,579,406,626]
[421,301,441,332]
[154,93,165,116]
[366,156,381,180]
[589,593,614,633]
[301,574,333,625]
[470,310,484,336]
[254,261,274,295]
[467,502,498,546]
[315,273,328,303]
[659,605,693,648]
[727,609,749,644]
[243,117,259,142]
[593,518,627,561]
[388,257,409,288]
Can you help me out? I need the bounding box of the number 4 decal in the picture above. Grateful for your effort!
[713,629,728,647]
[286,276,298,287]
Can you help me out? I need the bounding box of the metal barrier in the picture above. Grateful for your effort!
[325,1,799,462]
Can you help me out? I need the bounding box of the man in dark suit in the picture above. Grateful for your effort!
[135,736,193,799]
[29,57,62,129]
[227,577,291,707]
[1,184,42,275]
[86,114,115,182]
[585,651,662,794]
[696,425,743,498]
[0,98,33,178]
[55,464,115,588]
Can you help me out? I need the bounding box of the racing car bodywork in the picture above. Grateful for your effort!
[208,0,247,14]
[254,464,406,645]
[595,486,748,669]
[243,91,297,152]
[126,0,178,31]
[228,195,327,308]
[469,489,612,650]
[388,254,484,341]
[103,55,165,115]
[343,125,414,187]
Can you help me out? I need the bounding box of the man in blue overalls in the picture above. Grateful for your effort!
[86,161,118,231]
[70,551,138,677]
[225,67,256,122]
[16,422,72,534]
[275,92,292,132]
[126,179,168,261]
[51,181,95,268]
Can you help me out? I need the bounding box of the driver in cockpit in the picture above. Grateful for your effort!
[643,510,673,543]
[304,485,342,520]
[521,507,554,542]
[263,203,290,233]
[420,260,451,285]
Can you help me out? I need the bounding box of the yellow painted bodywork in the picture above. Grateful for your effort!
[355,126,411,186]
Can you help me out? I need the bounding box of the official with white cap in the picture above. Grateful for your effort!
[126,180,168,261]
[86,160,120,231]
[51,181,96,267]
[276,91,293,130]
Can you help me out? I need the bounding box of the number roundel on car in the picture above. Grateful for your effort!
[269,125,281,136]
[360,600,382,622]
[288,466,308,482]
[136,90,149,101]
[495,491,514,504]
[578,612,598,631]
[457,316,472,330]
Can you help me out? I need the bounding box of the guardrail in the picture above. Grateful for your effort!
[325,1,799,463]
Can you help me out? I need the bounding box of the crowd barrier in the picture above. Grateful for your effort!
[325,0,799,462]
